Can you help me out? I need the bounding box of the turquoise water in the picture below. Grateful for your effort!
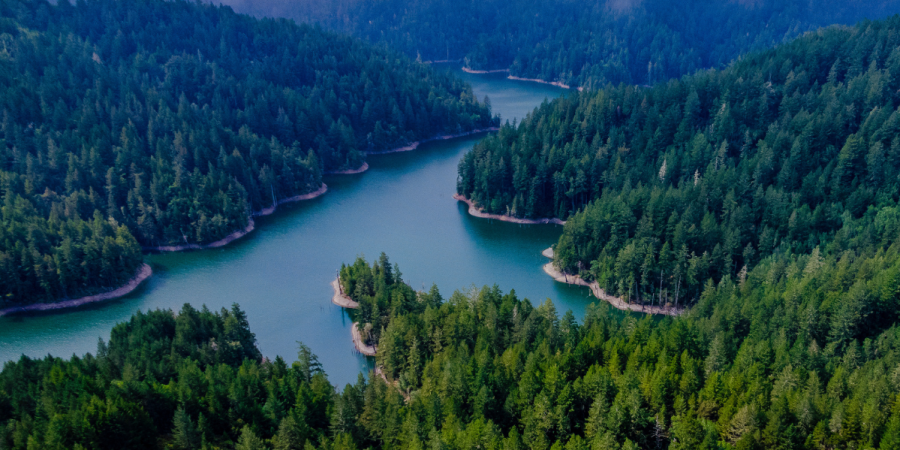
[0,70,599,388]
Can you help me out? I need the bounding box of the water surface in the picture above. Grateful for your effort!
[0,70,598,387]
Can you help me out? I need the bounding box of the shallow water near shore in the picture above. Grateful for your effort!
[0,69,620,388]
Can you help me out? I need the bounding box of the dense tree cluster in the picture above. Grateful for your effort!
[7,244,900,449]
[368,248,900,450]
[0,303,338,449]
[0,0,494,306]
[458,16,900,305]
[225,0,899,89]
[339,253,436,349]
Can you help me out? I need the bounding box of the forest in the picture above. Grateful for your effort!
[219,0,900,89]
[457,16,900,305]
[5,246,900,449]
[338,253,430,350]
[0,0,494,306]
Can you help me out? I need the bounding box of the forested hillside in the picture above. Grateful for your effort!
[458,16,900,305]
[6,255,900,449]
[219,0,899,89]
[0,0,494,306]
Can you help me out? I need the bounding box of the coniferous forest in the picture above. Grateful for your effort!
[0,0,494,306]
[5,254,900,449]
[458,16,900,306]
[222,0,900,89]
[7,0,900,449]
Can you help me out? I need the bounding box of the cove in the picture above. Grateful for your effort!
[0,70,599,388]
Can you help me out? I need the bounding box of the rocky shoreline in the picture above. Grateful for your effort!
[462,67,510,74]
[144,184,328,252]
[331,278,359,308]
[454,194,566,225]
[0,264,153,317]
[368,128,499,155]
[541,248,683,316]
[326,162,369,175]
[330,277,376,356]
[460,67,583,91]
[507,75,584,91]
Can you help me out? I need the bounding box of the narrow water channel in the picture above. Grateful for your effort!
[0,70,603,387]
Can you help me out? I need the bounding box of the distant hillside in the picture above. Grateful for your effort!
[214,0,900,89]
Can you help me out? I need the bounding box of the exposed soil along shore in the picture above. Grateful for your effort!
[507,75,584,92]
[326,162,369,175]
[253,183,328,217]
[351,324,377,356]
[144,220,256,252]
[542,262,683,316]
[330,277,377,355]
[0,264,153,317]
[144,184,328,252]
[368,128,500,155]
[454,194,566,225]
[331,278,359,308]
[542,247,554,259]
[461,66,584,91]
[462,67,510,74]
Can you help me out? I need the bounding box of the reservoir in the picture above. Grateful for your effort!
[0,70,594,388]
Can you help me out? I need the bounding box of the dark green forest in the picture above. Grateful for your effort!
[220,0,899,89]
[7,1,900,450]
[6,246,900,449]
[458,16,900,305]
[339,253,427,349]
[0,0,494,306]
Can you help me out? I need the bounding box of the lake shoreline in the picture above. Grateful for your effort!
[331,278,359,308]
[507,75,584,92]
[369,128,500,155]
[327,162,369,175]
[459,66,582,91]
[0,264,153,317]
[454,194,566,225]
[5,125,493,319]
[144,183,328,252]
[541,250,682,316]
[462,67,510,74]
[330,277,375,355]
[351,324,377,356]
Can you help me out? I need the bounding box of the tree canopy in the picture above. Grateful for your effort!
[6,245,900,449]
[0,0,494,306]
[226,0,900,89]
[458,15,900,305]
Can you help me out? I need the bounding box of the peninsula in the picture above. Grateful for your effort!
[541,248,683,316]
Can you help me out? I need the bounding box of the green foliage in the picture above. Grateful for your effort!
[0,303,334,450]
[338,253,423,356]
[458,16,900,305]
[6,247,900,449]
[245,0,898,89]
[359,244,900,449]
[0,0,494,307]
